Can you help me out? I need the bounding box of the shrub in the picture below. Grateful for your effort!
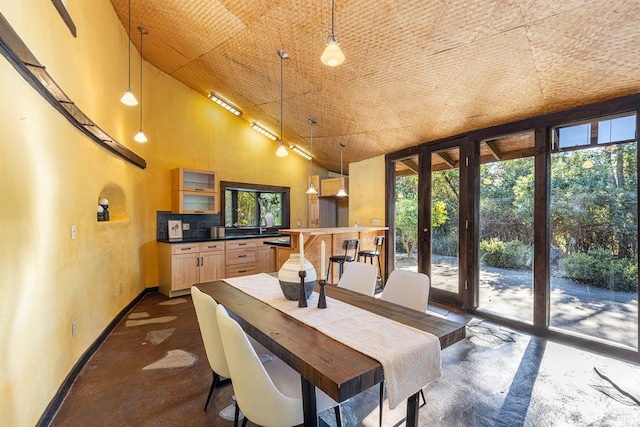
[480,238,533,270]
[561,249,638,293]
[432,235,458,257]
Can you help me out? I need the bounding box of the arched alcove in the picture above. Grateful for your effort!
[98,182,128,222]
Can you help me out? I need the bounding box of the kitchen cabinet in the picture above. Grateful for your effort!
[309,175,338,228]
[171,167,218,214]
[158,241,224,297]
[225,239,258,278]
[320,177,348,197]
[257,243,276,273]
[225,238,277,277]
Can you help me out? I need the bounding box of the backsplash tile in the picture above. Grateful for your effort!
[156,211,221,240]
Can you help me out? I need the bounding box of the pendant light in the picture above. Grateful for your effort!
[134,27,148,143]
[321,0,345,67]
[275,49,289,157]
[306,119,318,195]
[336,143,348,197]
[120,0,138,106]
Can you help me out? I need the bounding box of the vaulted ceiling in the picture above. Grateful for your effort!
[109,0,640,174]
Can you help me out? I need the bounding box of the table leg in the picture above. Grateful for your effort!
[406,391,419,427]
[301,377,317,427]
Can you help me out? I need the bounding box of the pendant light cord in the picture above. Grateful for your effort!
[127,0,131,87]
[139,28,143,128]
[280,53,283,144]
[331,0,336,38]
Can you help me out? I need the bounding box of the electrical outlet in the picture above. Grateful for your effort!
[114,285,119,297]
[71,225,76,240]
[297,220,302,226]
[372,219,381,226]
[72,321,77,338]
[119,283,124,294]
[183,223,190,231]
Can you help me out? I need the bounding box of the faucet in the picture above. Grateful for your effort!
[259,217,267,235]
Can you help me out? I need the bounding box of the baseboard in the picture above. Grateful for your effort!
[37,287,158,426]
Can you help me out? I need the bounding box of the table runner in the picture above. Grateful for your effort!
[223,273,442,409]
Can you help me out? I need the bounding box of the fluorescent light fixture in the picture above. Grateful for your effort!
[289,145,312,160]
[251,123,277,140]
[208,92,242,116]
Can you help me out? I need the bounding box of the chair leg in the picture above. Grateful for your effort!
[326,262,332,284]
[376,254,383,289]
[204,371,219,411]
[241,416,248,427]
[420,389,426,406]
[233,402,241,427]
[379,381,384,427]
[338,261,344,279]
[334,405,342,427]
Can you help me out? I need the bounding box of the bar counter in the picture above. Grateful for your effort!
[277,227,388,284]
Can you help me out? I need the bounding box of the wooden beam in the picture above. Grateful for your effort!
[0,12,146,169]
[484,140,502,161]
[435,151,457,168]
[400,158,419,174]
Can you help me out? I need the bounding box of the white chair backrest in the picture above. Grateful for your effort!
[191,286,230,378]
[337,262,377,296]
[380,270,431,312]
[216,304,304,426]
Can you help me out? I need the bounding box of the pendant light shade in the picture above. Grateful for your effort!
[321,0,345,67]
[276,49,289,157]
[336,142,348,197]
[306,119,318,195]
[134,27,148,143]
[120,0,138,106]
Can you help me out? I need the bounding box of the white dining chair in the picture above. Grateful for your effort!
[191,286,233,412]
[379,269,431,312]
[191,286,273,423]
[216,304,342,427]
[377,269,431,426]
[336,261,378,296]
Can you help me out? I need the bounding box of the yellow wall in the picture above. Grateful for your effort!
[0,1,328,425]
[349,155,387,226]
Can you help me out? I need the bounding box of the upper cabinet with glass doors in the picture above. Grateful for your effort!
[171,168,218,214]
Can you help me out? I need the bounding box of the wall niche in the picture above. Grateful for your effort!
[97,183,128,222]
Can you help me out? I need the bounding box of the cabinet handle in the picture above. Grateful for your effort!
[196,257,200,266]
[201,256,204,265]
[238,243,247,246]
[181,247,191,251]
[195,210,204,213]
[194,188,205,192]
[239,269,247,273]
[238,254,247,258]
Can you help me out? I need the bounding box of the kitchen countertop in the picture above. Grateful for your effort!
[157,233,287,244]
[278,226,388,235]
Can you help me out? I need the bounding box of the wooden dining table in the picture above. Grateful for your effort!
[197,279,466,426]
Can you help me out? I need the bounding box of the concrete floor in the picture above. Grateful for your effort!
[49,291,640,426]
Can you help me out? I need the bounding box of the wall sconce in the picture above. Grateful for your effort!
[251,123,277,140]
[208,92,242,116]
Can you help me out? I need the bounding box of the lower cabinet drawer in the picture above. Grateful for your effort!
[226,249,257,265]
[225,264,257,278]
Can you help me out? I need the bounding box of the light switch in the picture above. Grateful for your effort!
[71,225,76,240]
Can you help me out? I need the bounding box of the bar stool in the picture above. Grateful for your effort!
[327,239,359,283]
[358,235,385,289]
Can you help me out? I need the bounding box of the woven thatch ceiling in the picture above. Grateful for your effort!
[110,0,640,174]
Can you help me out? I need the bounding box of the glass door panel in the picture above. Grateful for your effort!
[394,157,419,272]
[430,148,460,295]
[478,131,535,323]
[550,140,638,349]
